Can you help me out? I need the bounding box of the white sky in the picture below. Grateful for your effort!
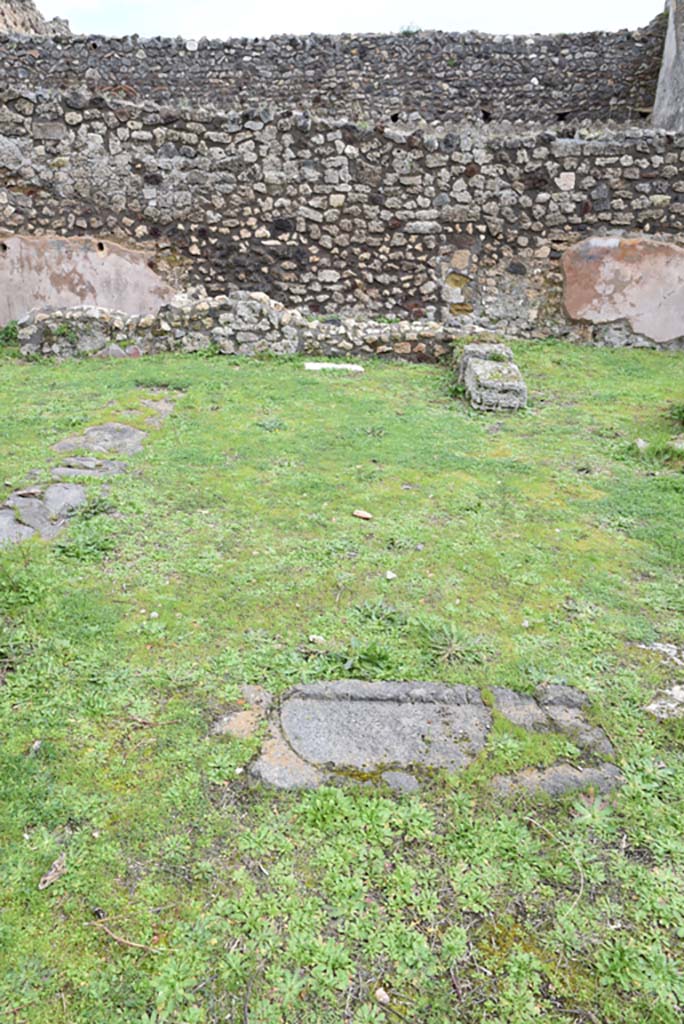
[39,1,666,39]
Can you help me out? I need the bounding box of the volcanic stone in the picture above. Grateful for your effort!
[278,680,491,771]
[0,507,34,546]
[54,422,147,455]
[493,762,624,797]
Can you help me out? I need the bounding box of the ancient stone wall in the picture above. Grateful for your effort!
[0,16,666,125]
[1,86,683,340]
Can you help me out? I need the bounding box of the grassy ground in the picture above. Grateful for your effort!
[0,341,683,1024]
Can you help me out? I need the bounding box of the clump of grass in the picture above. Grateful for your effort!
[668,402,684,428]
[256,416,287,431]
[0,320,19,352]
[418,620,495,667]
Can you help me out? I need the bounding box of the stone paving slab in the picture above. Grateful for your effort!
[54,422,147,455]
[243,679,620,795]
[491,684,614,757]
[52,456,126,480]
[493,762,624,797]
[250,724,324,790]
[304,362,364,373]
[1,482,87,544]
[0,507,35,546]
[645,685,684,721]
[3,401,170,548]
[281,683,490,771]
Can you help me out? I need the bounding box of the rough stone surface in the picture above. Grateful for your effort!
[654,1,684,131]
[280,681,491,771]
[458,343,514,380]
[493,762,624,797]
[250,725,324,791]
[242,679,619,794]
[41,482,87,518]
[533,684,614,758]
[0,12,678,344]
[0,0,68,35]
[1,399,167,548]
[0,506,34,545]
[54,423,147,456]
[52,456,126,480]
[457,344,527,412]
[639,642,684,667]
[0,481,86,543]
[381,771,421,794]
[645,685,684,720]
[0,20,665,124]
[0,62,679,344]
[562,237,684,346]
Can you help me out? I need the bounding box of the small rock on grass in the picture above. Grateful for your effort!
[645,685,684,721]
[38,853,67,891]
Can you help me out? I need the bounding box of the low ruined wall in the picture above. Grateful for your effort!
[0,17,666,125]
[17,291,453,362]
[2,87,684,339]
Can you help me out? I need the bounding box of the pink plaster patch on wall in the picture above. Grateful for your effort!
[562,236,684,345]
[0,235,176,322]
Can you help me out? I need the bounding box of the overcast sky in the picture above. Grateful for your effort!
[39,1,666,39]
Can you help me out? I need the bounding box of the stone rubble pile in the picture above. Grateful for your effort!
[18,291,453,362]
[0,407,171,547]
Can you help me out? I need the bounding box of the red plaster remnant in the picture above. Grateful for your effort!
[562,236,684,344]
[0,235,175,322]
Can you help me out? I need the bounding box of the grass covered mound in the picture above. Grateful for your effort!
[0,342,683,1024]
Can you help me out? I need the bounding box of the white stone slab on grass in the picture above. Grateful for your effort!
[304,361,364,373]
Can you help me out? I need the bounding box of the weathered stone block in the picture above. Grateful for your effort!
[457,343,527,412]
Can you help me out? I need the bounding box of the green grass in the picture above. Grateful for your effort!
[0,342,683,1023]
